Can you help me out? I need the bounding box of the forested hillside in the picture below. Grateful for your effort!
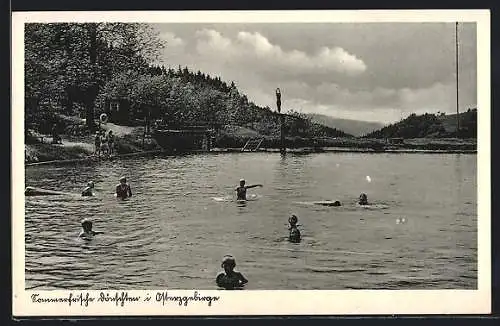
[364,110,477,139]
[24,23,350,142]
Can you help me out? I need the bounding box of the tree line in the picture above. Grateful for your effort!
[363,109,477,139]
[25,23,164,132]
[25,23,349,140]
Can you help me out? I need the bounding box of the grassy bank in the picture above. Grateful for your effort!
[25,120,162,164]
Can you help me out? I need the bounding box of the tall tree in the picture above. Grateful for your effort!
[25,23,165,130]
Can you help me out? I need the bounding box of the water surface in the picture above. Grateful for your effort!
[25,153,477,290]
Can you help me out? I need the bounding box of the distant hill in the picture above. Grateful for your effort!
[438,110,477,134]
[364,109,477,139]
[306,113,385,137]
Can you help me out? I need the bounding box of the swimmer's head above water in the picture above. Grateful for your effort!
[81,218,93,232]
[216,255,248,289]
[87,181,94,188]
[119,176,127,184]
[221,255,236,273]
[288,214,298,227]
[359,193,368,205]
[239,179,245,187]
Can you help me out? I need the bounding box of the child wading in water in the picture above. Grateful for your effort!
[235,179,263,200]
[216,255,248,290]
[288,214,301,243]
[79,218,103,239]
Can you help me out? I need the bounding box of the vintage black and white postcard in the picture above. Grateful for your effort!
[12,9,491,316]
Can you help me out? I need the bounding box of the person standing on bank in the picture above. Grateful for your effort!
[94,131,101,157]
[100,130,109,156]
[107,130,115,156]
[116,176,132,199]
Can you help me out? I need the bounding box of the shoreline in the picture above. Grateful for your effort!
[24,121,477,166]
[25,146,477,167]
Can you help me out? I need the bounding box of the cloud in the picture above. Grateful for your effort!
[156,24,476,123]
[195,29,366,77]
[160,32,185,48]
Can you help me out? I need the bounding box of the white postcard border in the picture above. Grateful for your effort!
[12,9,491,316]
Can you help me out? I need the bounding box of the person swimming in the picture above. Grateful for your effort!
[81,181,95,197]
[288,214,301,243]
[314,200,341,207]
[116,176,132,199]
[235,179,263,200]
[24,186,37,196]
[216,255,248,290]
[78,218,103,239]
[24,186,66,196]
[358,193,368,205]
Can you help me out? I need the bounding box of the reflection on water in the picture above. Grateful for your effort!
[25,153,477,290]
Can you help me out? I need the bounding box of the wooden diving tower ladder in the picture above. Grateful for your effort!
[242,138,264,152]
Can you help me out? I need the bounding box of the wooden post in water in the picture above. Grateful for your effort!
[276,88,285,154]
[455,22,460,137]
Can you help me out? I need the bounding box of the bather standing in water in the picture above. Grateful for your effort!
[116,176,132,199]
[79,218,103,239]
[288,214,301,243]
[235,179,263,200]
[216,255,248,290]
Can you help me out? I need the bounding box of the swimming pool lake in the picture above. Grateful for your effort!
[24,152,477,290]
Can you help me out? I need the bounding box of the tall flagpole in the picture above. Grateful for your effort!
[456,22,460,137]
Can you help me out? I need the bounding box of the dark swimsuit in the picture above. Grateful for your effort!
[116,184,132,199]
[236,187,246,200]
[216,272,246,289]
[289,226,301,243]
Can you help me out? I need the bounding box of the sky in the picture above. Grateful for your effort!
[151,23,477,124]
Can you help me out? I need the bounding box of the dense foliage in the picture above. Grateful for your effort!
[25,23,349,139]
[25,23,164,131]
[97,65,351,138]
[364,109,477,139]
